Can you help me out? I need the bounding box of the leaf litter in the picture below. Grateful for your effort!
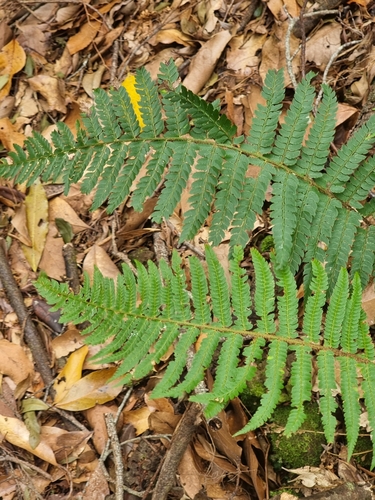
[0,0,375,498]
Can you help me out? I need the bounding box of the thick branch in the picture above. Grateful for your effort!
[0,240,53,386]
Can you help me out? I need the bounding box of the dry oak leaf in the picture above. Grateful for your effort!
[28,75,67,113]
[0,415,57,465]
[0,39,26,100]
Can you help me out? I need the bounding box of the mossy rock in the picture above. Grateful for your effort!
[268,403,326,470]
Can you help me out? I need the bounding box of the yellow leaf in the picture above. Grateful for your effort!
[54,367,123,411]
[22,179,49,271]
[121,74,145,129]
[53,345,89,403]
[0,40,26,99]
[0,415,56,465]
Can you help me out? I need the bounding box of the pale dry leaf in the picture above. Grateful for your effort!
[227,33,267,76]
[17,85,39,118]
[0,339,34,385]
[51,326,85,359]
[82,464,110,499]
[83,245,120,283]
[49,197,90,233]
[82,65,106,98]
[38,222,65,280]
[0,415,57,465]
[285,466,339,488]
[178,445,205,498]
[11,204,32,246]
[28,75,67,113]
[22,179,49,271]
[18,25,50,58]
[362,283,375,325]
[305,23,342,69]
[183,30,233,93]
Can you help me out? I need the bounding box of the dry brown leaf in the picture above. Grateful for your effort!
[335,103,358,127]
[0,339,33,385]
[49,197,90,233]
[284,466,339,488]
[22,180,49,271]
[51,325,86,359]
[18,25,49,59]
[149,28,194,47]
[85,403,122,454]
[28,75,67,113]
[0,95,15,119]
[227,34,267,75]
[178,444,205,498]
[11,204,32,246]
[183,30,233,94]
[362,283,375,325]
[38,221,65,280]
[82,65,106,98]
[16,84,39,118]
[123,406,153,436]
[55,367,123,411]
[0,39,26,100]
[82,464,110,499]
[66,21,101,55]
[305,23,342,69]
[40,426,91,463]
[0,117,25,150]
[0,415,57,465]
[83,245,120,282]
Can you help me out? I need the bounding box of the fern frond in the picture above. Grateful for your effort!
[243,69,284,154]
[270,73,315,166]
[294,84,337,178]
[270,171,299,268]
[5,60,375,295]
[35,247,375,465]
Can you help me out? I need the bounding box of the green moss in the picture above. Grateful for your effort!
[269,403,326,470]
[352,435,373,469]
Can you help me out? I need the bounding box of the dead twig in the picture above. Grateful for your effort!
[151,402,202,500]
[0,240,53,387]
[105,413,123,500]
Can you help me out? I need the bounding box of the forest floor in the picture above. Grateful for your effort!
[1,0,375,499]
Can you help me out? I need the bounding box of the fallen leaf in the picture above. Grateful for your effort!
[55,367,123,411]
[149,28,194,47]
[49,197,90,233]
[0,339,34,385]
[362,283,375,325]
[0,39,26,99]
[28,75,67,113]
[22,180,49,271]
[66,21,101,55]
[83,245,120,283]
[0,415,57,465]
[0,117,25,150]
[183,30,233,94]
[53,345,89,403]
[122,73,144,128]
[305,23,342,69]
[123,406,152,435]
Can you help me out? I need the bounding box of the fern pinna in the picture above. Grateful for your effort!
[2,60,375,292]
[35,247,375,467]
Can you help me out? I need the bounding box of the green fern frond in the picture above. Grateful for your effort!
[3,59,375,289]
[35,246,375,464]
